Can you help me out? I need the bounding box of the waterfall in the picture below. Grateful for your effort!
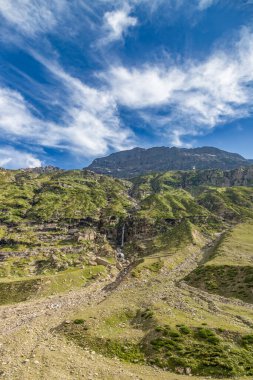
[121,224,125,248]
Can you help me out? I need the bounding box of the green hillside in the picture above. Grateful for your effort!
[1,167,253,378]
[0,168,253,294]
[185,222,253,302]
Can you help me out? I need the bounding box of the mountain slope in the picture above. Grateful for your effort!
[185,221,253,302]
[0,166,253,298]
[1,167,253,378]
[87,146,252,178]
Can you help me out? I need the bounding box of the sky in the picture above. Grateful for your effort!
[0,0,253,169]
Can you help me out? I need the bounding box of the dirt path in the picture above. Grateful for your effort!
[0,234,251,380]
[0,270,209,380]
[0,280,107,337]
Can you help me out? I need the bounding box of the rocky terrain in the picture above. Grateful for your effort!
[0,165,253,379]
[87,146,253,178]
[0,165,252,292]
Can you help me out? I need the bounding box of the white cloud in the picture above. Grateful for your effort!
[0,0,218,48]
[103,28,253,146]
[32,55,133,154]
[104,65,185,108]
[0,0,249,152]
[0,147,41,169]
[197,0,217,10]
[102,4,137,43]
[0,0,68,36]
[0,60,133,159]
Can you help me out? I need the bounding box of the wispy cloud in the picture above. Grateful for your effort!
[103,28,253,146]
[197,0,217,10]
[100,4,137,44]
[32,54,133,154]
[0,60,133,160]
[0,0,219,48]
[0,0,251,158]
[0,0,68,36]
[0,146,41,169]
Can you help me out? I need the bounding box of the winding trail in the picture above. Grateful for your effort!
[0,232,252,380]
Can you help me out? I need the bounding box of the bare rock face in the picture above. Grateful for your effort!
[95,257,112,268]
[87,146,252,178]
[21,166,62,174]
[76,228,96,242]
[181,166,253,187]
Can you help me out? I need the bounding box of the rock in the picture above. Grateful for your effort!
[116,262,123,270]
[185,367,192,375]
[87,146,252,178]
[76,228,96,242]
[88,260,97,266]
[175,367,185,374]
[95,257,112,268]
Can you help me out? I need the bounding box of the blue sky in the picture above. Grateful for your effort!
[0,0,253,169]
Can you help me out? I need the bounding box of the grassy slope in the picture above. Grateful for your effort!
[185,222,253,303]
[58,227,253,377]
[0,265,106,305]
[132,171,253,221]
[0,169,133,223]
[0,169,133,300]
[1,168,253,377]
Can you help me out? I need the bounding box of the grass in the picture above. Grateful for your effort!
[1,168,253,377]
[185,222,253,302]
[0,265,106,305]
[207,222,253,267]
[185,265,253,302]
[145,324,253,377]
[51,217,253,378]
[58,315,253,377]
[131,258,164,278]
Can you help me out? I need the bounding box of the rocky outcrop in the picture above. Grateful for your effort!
[181,166,253,188]
[87,146,252,178]
[0,166,252,279]
[21,166,62,174]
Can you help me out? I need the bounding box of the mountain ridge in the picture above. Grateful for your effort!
[87,146,253,178]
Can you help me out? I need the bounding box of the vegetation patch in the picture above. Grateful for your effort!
[144,324,253,377]
[58,318,253,377]
[185,265,253,302]
[57,320,145,364]
[185,222,253,303]
[0,278,42,304]
[0,265,106,305]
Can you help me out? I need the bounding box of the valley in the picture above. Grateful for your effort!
[0,167,253,379]
[2,0,253,377]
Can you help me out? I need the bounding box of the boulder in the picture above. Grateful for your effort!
[95,257,112,268]
[116,262,123,270]
[88,260,97,266]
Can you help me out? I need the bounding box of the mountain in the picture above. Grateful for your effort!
[1,167,253,378]
[87,146,252,178]
[0,166,253,295]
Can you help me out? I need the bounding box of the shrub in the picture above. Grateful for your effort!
[179,325,191,335]
[73,319,85,324]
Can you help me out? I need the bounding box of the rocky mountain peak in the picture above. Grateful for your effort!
[87,146,251,178]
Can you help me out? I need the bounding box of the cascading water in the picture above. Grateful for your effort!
[121,223,125,248]
[116,223,125,261]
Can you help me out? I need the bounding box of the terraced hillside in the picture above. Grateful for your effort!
[0,167,253,379]
[1,167,253,298]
